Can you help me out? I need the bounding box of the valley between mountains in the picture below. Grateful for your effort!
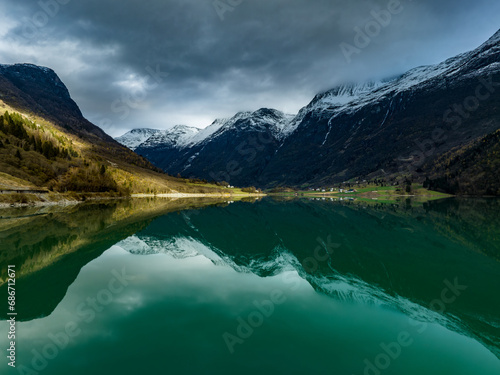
[0,30,499,205]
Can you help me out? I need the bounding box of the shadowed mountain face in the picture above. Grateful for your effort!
[134,108,289,186]
[423,128,500,195]
[0,63,112,142]
[124,30,500,190]
[261,37,500,186]
[2,198,499,358]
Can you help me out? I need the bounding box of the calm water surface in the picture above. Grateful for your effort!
[0,198,499,374]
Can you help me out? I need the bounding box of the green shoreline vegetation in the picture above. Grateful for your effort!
[267,183,452,204]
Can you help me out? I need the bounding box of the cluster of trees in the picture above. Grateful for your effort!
[241,186,261,193]
[424,129,500,196]
[268,187,295,193]
[403,178,412,193]
[0,111,77,160]
[188,178,209,184]
[370,178,387,186]
[0,111,124,193]
[423,176,457,194]
[50,165,119,193]
[0,112,29,139]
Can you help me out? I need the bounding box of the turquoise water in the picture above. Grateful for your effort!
[0,198,499,374]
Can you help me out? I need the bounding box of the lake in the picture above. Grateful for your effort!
[0,197,499,375]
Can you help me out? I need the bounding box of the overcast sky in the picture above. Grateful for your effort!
[0,0,499,136]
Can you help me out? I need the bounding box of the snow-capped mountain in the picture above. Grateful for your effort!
[258,28,500,186]
[138,125,200,150]
[184,108,295,145]
[118,29,500,188]
[133,108,293,185]
[286,29,500,138]
[186,112,253,146]
[115,128,162,150]
[118,109,295,153]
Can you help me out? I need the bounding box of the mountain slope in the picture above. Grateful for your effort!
[259,29,500,187]
[0,63,225,196]
[0,64,111,142]
[137,125,200,150]
[423,128,500,195]
[134,108,294,186]
[115,128,162,150]
[125,30,500,192]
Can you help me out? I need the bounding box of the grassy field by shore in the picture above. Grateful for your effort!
[271,184,452,202]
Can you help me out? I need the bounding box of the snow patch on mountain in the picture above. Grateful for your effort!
[481,28,500,47]
[115,128,162,150]
[116,29,500,149]
[287,28,500,135]
[137,125,200,149]
[187,109,295,145]
[186,111,253,146]
[152,109,296,148]
[116,109,295,152]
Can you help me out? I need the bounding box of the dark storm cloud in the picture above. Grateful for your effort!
[0,0,498,136]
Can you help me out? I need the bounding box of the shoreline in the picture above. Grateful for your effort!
[131,193,266,198]
[0,192,267,208]
[2,188,497,209]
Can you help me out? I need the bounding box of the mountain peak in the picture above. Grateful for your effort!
[127,128,160,134]
[170,124,200,133]
[115,128,162,150]
[252,108,285,118]
[136,125,200,150]
[0,62,71,101]
[0,62,115,140]
[0,63,55,73]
